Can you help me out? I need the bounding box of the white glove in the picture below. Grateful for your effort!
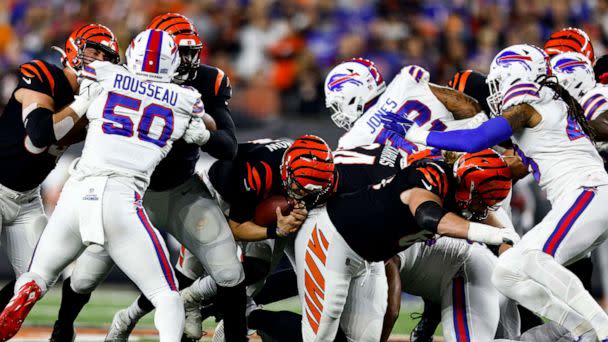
[183,117,211,146]
[467,222,521,245]
[69,78,104,117]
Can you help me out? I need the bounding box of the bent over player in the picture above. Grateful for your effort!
[0,29,208,341]
[0,24,119,311]
[386,44,608,341]
[283,136,518,341]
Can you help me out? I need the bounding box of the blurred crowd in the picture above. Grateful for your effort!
[2,0,608,120]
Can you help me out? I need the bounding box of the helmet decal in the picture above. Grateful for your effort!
[327,72,363,91]
[496,51,533,71]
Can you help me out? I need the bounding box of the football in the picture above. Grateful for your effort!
[202,113,217,131]
[253,195,296,227]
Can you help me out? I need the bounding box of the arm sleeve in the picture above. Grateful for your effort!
[23,106,56,148]
[425,117,513,153]
[201,75,237,160]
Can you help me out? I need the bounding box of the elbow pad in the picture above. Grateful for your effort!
[23,105,56,147]
[414,201,448,233]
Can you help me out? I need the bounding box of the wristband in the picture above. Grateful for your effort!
[467,222,502,245]
[266,226,278,239]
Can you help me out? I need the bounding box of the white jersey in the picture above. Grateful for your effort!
[580,84,608,157]
[74,61,201,192]
[504,81,608,203]
[338,65,486,154]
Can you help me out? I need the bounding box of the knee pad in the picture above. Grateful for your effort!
[491,263,526,298]
[70,272,103,294]
[211,263,245,287]
[16,272,48,295]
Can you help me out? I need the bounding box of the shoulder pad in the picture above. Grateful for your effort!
[501,82,542,110]
[581,86,608,120]
[18,60,59,96]
[400,65,430,84]
[410,160,450,199]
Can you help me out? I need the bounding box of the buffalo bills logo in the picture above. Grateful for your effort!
[496,51,533,71]
[327,72,363,91]
[554,58,589,74]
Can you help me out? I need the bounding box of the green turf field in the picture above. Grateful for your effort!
[21,284,442,341]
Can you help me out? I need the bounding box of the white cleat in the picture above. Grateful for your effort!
[181,287,203,340]
[212,320,225,342]
[105,309,137,342]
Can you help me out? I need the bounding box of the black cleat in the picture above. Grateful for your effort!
[410,301,441,342]
[49,320,75,342]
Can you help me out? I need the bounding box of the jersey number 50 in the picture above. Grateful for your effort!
[102,92,174,147]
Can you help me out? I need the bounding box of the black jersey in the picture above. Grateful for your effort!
[333,144,405,195]
[148,64,235,191]
[208,139,292,223]
[327,159,456,262]
[0,60,74,191]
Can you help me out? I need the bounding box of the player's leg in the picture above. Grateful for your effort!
[495,186,608,340]
[0,190,46,310]
[442,244,508,342]
[295,208,356,342]
[103,186,183,341]
[157,176,246,341]
[339,261,387,342]
[51,245,114,341]
[0,179,84,340]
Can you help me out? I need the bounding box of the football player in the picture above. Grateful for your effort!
[284,136,519,342]
[0,24,119,312]
[0,29,208,341]
[48,14,249,342]
[325,58,488,154]
[385,44,608,341]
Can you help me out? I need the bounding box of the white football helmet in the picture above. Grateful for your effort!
[550,52,595,101]
[324,58,386,130]
[126,29,180,83]
[486,44,549,116]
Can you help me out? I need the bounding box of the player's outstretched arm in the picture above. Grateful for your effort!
[402,187,519,245]
[389,103,537,153]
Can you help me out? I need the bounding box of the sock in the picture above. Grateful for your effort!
[249,310,303,342]
[191,276,218,302]
[176,269,194,290]
[253,269,298,305]
[55,277,91,326]
[217,283,247,342]
[153,292,184,342]
[127,295,153,321]
[0,279,16,311]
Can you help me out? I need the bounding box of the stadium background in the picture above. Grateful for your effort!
[1,0,608,340]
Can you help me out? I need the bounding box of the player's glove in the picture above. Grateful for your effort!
[183,117,211,146]
[69,78,104,117]
[380,112,414,137]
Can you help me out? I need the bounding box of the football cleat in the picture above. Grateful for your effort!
[212,319,225,342]
[181,286,203,340]
[104,309,136,342]
[49,319,76,342]
[409,300,442,342]
[0,280,42,341]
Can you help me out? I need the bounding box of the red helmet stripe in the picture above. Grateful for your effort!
[142,30,163,73]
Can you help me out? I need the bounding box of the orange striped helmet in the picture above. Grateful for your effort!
[281,135,336,204]
[544,27,595,63]
[454,149,512,215]
[62,24,120,70]
[147,13,203,82]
